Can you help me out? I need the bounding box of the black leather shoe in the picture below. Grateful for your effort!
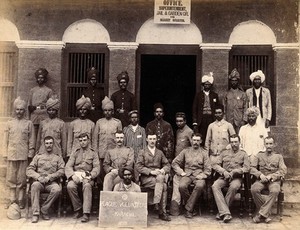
[216,213,223,220]
[73,210,83,219]
[159,213,171,221]
[81,213,90,223]
[184,211,193,219]
[41,213,50,220]
[223,214,232,223]
[18,200,25,209]
[31,215,39,223]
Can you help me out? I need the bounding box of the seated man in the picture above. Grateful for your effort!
[113,167,141,192]
[211,134,250,223]
[103,131,134,191]
[26,136,65,223]
[65,133,100,223]
[250,136,287,224]
[172,133,211,219]
[136,133,171,221]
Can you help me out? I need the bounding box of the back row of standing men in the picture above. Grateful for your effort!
[4,66,279,223]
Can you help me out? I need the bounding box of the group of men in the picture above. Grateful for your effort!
[3,67,286,225]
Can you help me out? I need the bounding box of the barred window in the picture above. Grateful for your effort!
[61,44,109,120]
[0,42,18,118]
[229,45,275,125]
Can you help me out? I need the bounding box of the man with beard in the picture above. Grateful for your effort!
[113,166,141,192]
[65,133,100,223]
[4,97,35,209]
[251,136,287,224]
[239,107,268,158]
[192,72,219,145]
[103,131,134,191]
[111,71,136,127]
[28,68,53,136]
[170,112,193,216]
[136,133,171,221]
[224,69,248,133]
[212,134,249,223]
[246,70,272,131]
[26,136,65,223]
[172,133,211,219]
[145,103,174,162]
[36,96,67,159]
[67,96,95,158]
[82,67,105,123]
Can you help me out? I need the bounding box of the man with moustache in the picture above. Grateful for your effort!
[239,107,268,158]
[136,133,171,221]
[212,134,250,223]
[65,133,100,223]
[36,96,67,159]
[26,136,65,223]
[172,133,211,219]
[103,131,134,191]
[4,97,35,209]
[251,136,287,224]
[224,69,248,133]
[67,96,95,158]
[113,166,141,192]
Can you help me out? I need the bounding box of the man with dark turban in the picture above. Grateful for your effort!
[224,68,248,133]
[145,103,174,162]
[36,96,67,159]
[192,72,219,145]
[67,95,95,158]
[28,68,53,136]
[4,97,35,209]
[246,70,272,131]
[82,67,105,123]
[111,71,136,127]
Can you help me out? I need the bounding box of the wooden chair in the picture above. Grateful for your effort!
[25,177,63,219]
[248,175,284,220]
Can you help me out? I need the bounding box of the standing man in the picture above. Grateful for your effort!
[170,112,193,215]
[224,69,248,133]
[4,97,35,209]
[250,136,287,224]
[113,167,141,192]
[146,103,174,162]
[111,71,136,127]
[172,133,211,219]
[136,133,171,221]
[103,131,134,191]
[192,72,219,145]
[246,70,272,131]
[205,104,236,161]
[28,68,53,136]
[36,96,67,159]
[26,136,65,223]
[67,95,95,158]
[65,133,100,223]
[211,134,250,223]
[82,67,105,123]
[239,107,268,158]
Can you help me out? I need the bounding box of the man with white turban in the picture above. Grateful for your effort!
[239,107,268,159]
[192,72,219,145]
[67,95,95,158]
[4,97,35,209]
[246,70,272,131]
[36,96,67,158]
[93,96,122,180]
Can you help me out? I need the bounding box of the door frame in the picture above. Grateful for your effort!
[136,44,202,113]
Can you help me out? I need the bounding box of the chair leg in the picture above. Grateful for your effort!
[239,189,244,218]
[57,192,61,218]
[278,192,284,221]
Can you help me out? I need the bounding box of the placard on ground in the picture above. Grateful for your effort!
[98,191,148,228]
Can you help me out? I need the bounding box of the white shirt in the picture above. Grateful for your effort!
[148,146,156,156]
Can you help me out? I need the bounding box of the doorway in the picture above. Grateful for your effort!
[139,54,196,130]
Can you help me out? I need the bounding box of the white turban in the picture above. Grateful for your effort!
[76,95,92,110]
[46,96,60,110]
[13,97,26,109]
[202,72,214,84]
[246,106,260,117]
[250,70,265,83]
[102,96,114,110]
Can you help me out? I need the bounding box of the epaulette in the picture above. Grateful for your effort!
[239,149,247,154]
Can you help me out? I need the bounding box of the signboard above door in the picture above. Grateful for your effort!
[154,0,191,24]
